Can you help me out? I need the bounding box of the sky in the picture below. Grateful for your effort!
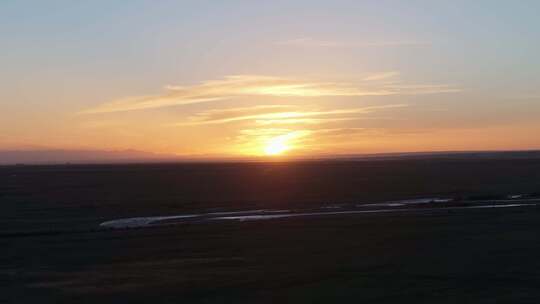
[1,0,540,159]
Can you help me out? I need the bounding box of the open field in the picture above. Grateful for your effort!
[3,157,540,303]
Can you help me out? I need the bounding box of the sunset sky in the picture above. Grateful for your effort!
[2,1,540,159]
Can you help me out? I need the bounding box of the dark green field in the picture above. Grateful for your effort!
[3,157,540,303]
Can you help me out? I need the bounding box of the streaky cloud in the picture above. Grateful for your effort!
[276,37,429,48]
[81,75,458,114]
[254,117,359,125]
[174,104,408,126]
[363,71,400,81]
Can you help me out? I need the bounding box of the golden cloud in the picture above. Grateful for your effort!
[81,74,458,114]
[173,104,407,126]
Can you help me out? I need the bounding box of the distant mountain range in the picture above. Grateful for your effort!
[1,149,540,165]
[0,149,181,165]
[325,150,540,161]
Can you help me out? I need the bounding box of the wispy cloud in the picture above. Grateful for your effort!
[81,74,458,114]
[236,127,368,142]
[254,117,359,125]
[173,104,407,126]
[386,84,460,94]
[276,37,428,48]
[310,127,367,137]
[362,71,400,81]
[276,38,345,47]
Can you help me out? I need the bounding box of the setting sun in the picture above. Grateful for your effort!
[262,131,309,156]
[264,137,290,156]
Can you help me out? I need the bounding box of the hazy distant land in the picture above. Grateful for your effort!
[2,149,540,165]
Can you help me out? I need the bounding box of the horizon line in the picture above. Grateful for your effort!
[2,149,540,166]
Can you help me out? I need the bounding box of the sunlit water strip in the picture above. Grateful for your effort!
[99,209,291,229]
[99,203,538,229]
[212,204,535,221]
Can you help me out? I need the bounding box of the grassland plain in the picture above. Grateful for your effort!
[3,157,540,303]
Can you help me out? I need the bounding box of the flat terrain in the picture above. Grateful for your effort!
[2,158,540,303]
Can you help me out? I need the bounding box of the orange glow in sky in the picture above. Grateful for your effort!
[2,2,540,162]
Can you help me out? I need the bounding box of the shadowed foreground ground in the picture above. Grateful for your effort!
[5,207,540,303]
[3,159,540,303]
